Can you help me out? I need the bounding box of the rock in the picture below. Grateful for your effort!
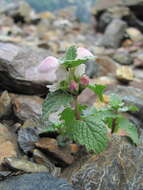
[130,79,143,90]
[116,66,134,81]
[133,68,143,79]
[18,128,39,154]
[113,50,133,65]
[0,123,18,166]
[0,42,49,95]
[72,129,143,190]
[4,157,49,173]
[0,172,75,190]
[93,0,143,12]
[35,138,74,165]
[94,6,130,32]
[95,56,118,77]
[0,91,12,119]
[100,19,127,48]
[106,85,143,120]
[126,28,143,42]
[12,95,43,121]
[33,149,61,177]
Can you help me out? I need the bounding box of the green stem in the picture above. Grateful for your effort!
[74,96,80,120]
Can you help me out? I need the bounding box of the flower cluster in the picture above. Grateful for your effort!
[37,47,94,94]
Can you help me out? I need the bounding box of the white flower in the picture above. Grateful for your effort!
[74,64,86,78]
[76,47,94,59]
[46,83,60,92]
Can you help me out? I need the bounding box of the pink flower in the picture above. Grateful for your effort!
[80,75,90,86]
[69,80,79,91]
[37,56,59,73]
[76,47,94,59]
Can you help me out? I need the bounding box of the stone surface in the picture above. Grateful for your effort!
[35,138,74,165]
[0,91,12,119]
[0,172,75,190]
[12,94,43,121]
[72,129,143,190]
[95,56,118,76]
[33,149,61,177]
[18,127,39,153]
[126,28,143,42]
[100,19,127,48]
[93,0,143,12]
[4,157,49,173]
[113,50,133,65]
[0,123,18,165]
[0,43,49,95]
[116,66,134,81]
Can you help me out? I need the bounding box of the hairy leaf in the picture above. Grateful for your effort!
[60,107,75,126]
[109,94,124,108]
[65,46,77,60]
[72,116,109,153]
[116,116,139,145]
[88,84,106,101]
[42,91,73,120]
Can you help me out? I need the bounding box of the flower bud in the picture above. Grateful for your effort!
[69,80,79,91]
[80,75,90,86]
[37,56,59,73]
[77,47,94,59]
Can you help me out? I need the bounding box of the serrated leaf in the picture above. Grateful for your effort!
[109,94,124,108]
[42,91,73,120]
[88,84,106,101]
[72,116,109,153]
[65,46,77,60]
[116,117,139,145]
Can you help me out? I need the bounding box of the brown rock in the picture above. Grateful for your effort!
[0,123,18,165]
[12,94,43,121]
[0,91,12,119]
[35,138,74,165]
[96,56,117,76]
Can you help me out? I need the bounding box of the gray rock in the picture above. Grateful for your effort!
[93,0,143,12]
[33,149,61,177]
[4,157,49,173]
[100,19,127,48]
[72,128,143,190]
[0,43,49,95]
[18,128,39,153]
[0,172,75,190]
[113,50,133,65]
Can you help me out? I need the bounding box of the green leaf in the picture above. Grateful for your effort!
[42,91,73,120]
[109,94,124,108]
[88,84,106,101]
[62,58,89,68]
[127,105,139,112]
[116,117,139,145]
[60,107,75,126]
[65,46,77,60]
[72,116,109,153]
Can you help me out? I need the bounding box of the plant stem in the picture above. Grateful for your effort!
[111,118,116,133]
[74,96,80,120]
